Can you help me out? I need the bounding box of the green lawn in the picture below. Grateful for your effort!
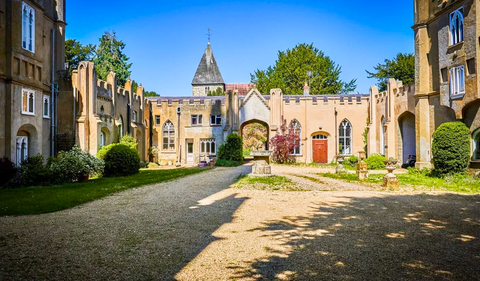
[320,172,480,194]
[233,175,306,191]
[0,168,209,216]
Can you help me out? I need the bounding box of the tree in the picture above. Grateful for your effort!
[65,39,96,75]
[366,53,415,92]
[94,31,132,87]
[144,91,159,97]
[207,88,224,96]
[243,123,268,152]
[251,43,356,95]
[269,118,299,164]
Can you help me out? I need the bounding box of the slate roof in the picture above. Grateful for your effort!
[191,44,225,85]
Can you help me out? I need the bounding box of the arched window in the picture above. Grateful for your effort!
[100,106,105,114]
[118,116,124,137]
[100,131,106,147]
[450,9,464,45]
[16,135,28,166]
[339,120,352,155]
[162,120,175,150]
[290,120,302,155]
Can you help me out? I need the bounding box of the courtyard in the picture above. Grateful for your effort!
[1,164,479,280]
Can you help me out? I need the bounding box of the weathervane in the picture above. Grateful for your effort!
[207,28,211,44]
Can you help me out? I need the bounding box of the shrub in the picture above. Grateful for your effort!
[343,155,359,168]
[0,157,16,187]
[11,155,52,187]
[120,135,138,151]
[102,144,140,177]
[432,122,470,176]
[50,146,104,183]
[218,134,243,162]
[365,154,387,170]
[215,159,243,167]
[269,118,299,164]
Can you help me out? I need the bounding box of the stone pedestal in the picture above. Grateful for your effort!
[356,151,368,180]
[382,158,399,189]
[251,151,273,176]
[336,156,346,174]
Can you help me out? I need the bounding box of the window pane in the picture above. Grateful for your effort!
[212,142,216,154]
[28,93,34,113]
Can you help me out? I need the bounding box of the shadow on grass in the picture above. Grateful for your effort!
[228,193,480,280]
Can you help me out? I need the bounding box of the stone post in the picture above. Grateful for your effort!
[336,156,346,174]
[356,151,368,180]
[382,158,399,189]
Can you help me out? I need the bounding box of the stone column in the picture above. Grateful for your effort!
[415,96,432,169]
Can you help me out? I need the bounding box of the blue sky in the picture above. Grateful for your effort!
[66,0,414,96]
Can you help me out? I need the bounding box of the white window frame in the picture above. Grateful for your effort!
[210,115,222,125]
[200,138,216,155]
[449,8,464,46]
[339,120,352,156]
[43,95,50,118]
[450,65,465,97]
[22,2,35,53]
[21,88,35,115]
[290,120,302,155]
[100,131,106,147]
[16,136,28,166]
[191,114,203,126]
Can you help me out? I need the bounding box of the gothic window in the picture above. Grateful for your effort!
[290,120,302,155]
[118,116,124,137]
[22,2,35,52]
[339,120,352,155]
[162,120,175,150]
[22,89,35,115]
[450,65,465,97]
[43,95,50,118]
[450,8,464,46]
[16,136,28,166]
[100,131,106,147]
[210,115,222,125]
[200,138,216,155]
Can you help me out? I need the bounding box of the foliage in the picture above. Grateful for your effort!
[215,159,243,167]
[366,53,415,91]
[10,155,52,188]
[218,134,243,162]
[432,122,470,176]
[0,168,208,216]
[242,123,268,152]
[65,39,96,75]
[269,118,299,164]
[207,88,224,96]
[343,156,359,168]
[102,144,140,177]
[94,31,132,87]
[0,157,16,187]
[120,135,138,150]
[50,146,104,183]
[144,91,159,97]
[365,154,387,170]
[243,148,251,157]
[251,43,356,95]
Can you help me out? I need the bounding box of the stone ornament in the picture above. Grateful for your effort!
[336,156,346,174]
[356,151,368,180]
[382,157,399,189]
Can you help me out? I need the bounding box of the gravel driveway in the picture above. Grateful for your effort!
[1,164,479,280]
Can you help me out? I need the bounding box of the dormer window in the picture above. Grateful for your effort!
[450,8,464,46]
[22,2,35,53]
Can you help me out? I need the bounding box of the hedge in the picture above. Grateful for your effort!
[432,122,470,175]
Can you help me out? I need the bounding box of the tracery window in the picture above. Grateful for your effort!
[200,138,216,155]
[339,120,352,155]
[450,8,464,46]
[22,2,35,52]
[290,120,302,155]
[162,120,175,150]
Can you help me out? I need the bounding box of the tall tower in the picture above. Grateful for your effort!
[191,40,225,96]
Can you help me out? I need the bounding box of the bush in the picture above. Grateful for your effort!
[365,154,387,170]
[11,155,52,187]
[218,134,243,162]
[432,122,470,176]
[102,144,140,177]
[215,159,243,167]
[269,119,299,164]
[50,146,104,183]
[120,135,138,151]
[343,155,359,168]
[0,157,16,187]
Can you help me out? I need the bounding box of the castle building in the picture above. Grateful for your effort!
[0,0,66,165]
[191,43,225,96]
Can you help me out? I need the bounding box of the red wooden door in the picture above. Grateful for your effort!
[313,140,328,163]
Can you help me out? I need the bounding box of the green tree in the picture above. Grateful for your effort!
[242,123,268,152]
[251,43,356,95]
[207,88,224,96]
[144,91,159,97]
[65,39,96,75]
[366,53,415,92]
[94,31,132,87]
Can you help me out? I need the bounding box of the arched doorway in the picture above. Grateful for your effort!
[240,119,269,157]
[398,112,416,164]
[312,133,329,163]
[15,124,38,166]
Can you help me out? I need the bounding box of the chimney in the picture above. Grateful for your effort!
[303,81,310,95]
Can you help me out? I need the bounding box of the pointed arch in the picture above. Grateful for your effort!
[380,116,386,156]
[290,119,302,155]
[339,119,352,155]
[162,120,175,150]
[450,8,464,45]
[118,115,124,138]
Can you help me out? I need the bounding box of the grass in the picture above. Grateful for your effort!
[0,168,209,216]
[233,175,305,191]
[288,174,325,184]
[320,171,480,194]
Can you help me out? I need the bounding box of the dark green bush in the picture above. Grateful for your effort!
[12,155,52,187]
[50,146,104,183]
[215,159,243,167]
[343,155,359,168]
[218,134,243,162]
[101,144,140,177]
[365,154,387,170]
[432,122,470,176]
[120,135,138,151]
[0,157,16,187]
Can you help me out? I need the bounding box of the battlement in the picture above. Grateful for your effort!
[283,94,369,106]
[149,96,226,107]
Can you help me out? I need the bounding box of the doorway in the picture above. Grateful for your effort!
[186,140,194,164]
[312,134,328,163]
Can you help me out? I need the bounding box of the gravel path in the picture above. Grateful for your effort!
[1,164,479,280]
